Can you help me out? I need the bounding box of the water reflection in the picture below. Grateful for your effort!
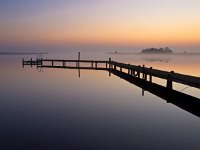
[142,57,172,63]
[110,69,200,118]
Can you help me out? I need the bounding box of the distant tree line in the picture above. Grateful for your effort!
[141,47,173,53]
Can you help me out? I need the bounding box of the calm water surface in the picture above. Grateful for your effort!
[0,52,200,150]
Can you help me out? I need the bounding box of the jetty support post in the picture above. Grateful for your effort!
[91,60,94,68]
[149,67,152,82]
[128,64,130,75]
[95,61,97,69]
[109,58,111,76]
[142,65,147,80]
[41,58,43,67]
[78,52,80,68]
[167,71,174,89]
[31,58,33,68]
[22,58,24,68]
[36,58,38,69]
[63,60,65,67]
[52,60,54,67]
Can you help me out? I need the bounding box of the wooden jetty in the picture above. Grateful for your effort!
[22,58,200,90]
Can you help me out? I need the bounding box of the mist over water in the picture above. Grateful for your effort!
[1,52,200,150]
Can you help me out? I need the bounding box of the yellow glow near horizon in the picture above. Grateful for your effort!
[1,0,200,50]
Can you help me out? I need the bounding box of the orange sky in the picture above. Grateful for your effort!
[1,0,200,52]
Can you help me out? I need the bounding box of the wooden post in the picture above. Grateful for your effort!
[36,58,38,68]
[131,70,133,76]
[78,52,80,68]
[142,64,145,80]
[22,58,24,68]
[120,67,122,72]
[128,64,130,74]
[109,58,111,69]
[109,58,111,76]
[167,71,174,89]
[106,62,108,68]
[31,58,33,67]
[52,60,54,66]
[95,62,97,69]
[41,58,43,67]
[138,65,141,78]
[149,67,152,82]
[63,60,65,67]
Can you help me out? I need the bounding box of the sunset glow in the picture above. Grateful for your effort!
[1,0,200,52]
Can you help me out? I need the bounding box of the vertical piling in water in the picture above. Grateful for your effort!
[22,58,24,68]
[78,52,81,77]
[128,64,130,75]
[36,58,38,69]
[142,65,145,79]
[91,60,94,68]
[167,71,174,89]
[31,58,33,68]
[52,60,54,67]
[41,58,43,67]
[149,67,152,82]
[95,62,97,69]
[78,52,80,68]
[63,60,65,67]
[109,58,111,76]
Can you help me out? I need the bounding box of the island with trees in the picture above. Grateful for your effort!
[141,47,173,54]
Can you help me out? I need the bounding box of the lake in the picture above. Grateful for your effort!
[0,52,200,150]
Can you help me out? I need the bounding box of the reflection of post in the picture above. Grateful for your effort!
[142,89,145,96]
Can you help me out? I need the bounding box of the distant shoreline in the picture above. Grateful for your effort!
[0,52,48,55]
[107,52,200,55]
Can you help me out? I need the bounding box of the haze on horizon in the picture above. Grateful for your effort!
[0,0,200,53]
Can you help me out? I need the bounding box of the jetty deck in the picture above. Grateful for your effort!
[22,58,200,90]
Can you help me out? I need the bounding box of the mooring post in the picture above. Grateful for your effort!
[51,60,53,67]
[78,52,80,68]
[128,64,130,75]
[149,67,152,82]
[31,58,33,68]
[109,58,111,69]
[22,58,24,68]
[167,71,174,89]
[142,64,145,79]
[138,65,141,78]
[91,60,94,68]
[36,58,38,69]
[95,61,97,69]
[109,58,111,76]
[41,58,43,67]
[131,70,134,76]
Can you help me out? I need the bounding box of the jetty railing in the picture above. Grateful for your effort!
[22,58,200,90]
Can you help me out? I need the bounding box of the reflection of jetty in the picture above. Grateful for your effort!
[110,69,200,118]
[23,57,200,90]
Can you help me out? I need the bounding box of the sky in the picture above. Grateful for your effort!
[0,0,200,52]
